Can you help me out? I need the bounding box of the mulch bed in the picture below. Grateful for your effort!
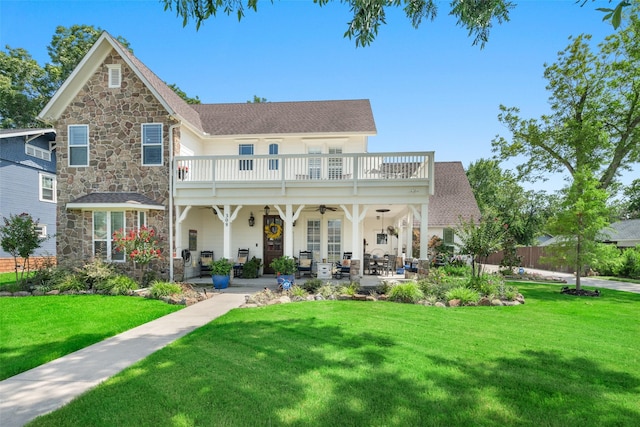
[561,286,601,297]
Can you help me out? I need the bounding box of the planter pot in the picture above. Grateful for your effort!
[277,274,295,289]
[212,274,230,289]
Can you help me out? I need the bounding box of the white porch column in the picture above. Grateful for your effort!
[351,204,360,258]
[397,218,405,262]
[215,204,242,260]
[419,201,429,261]
[406,210,414,259]
[175,206,191,255]
[274,204,302,258]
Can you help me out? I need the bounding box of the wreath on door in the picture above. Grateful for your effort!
[264,222,282,239]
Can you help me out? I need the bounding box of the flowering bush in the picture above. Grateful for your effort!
[113,226,162,282]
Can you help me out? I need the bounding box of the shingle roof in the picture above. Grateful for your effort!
[0,128,55,139]
[191,100,376,136]
[69,192,163,207]
[428,161,481,227]
[601,219,640,242]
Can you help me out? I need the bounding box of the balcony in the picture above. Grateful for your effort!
[173,152,434,203]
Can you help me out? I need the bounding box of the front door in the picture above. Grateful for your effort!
[263,215,284,274]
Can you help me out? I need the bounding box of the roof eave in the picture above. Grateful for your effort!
[66,202,165,211]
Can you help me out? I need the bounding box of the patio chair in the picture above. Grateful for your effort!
[233,248,250,277]
[199,251,214,277]
[336,252,353,278]
[385,254,397,276]
[296,250,314,278]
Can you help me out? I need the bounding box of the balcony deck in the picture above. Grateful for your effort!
[173,152,434,204]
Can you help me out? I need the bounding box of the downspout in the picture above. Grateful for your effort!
[169,121,179,282]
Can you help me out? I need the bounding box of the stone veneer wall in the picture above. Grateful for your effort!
[55,50,178,279]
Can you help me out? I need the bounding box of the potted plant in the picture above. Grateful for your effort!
[241,256,262,279]
[270,255,297,286]
[210,258,233,289]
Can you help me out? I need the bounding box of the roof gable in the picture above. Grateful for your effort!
[428,161,481,227]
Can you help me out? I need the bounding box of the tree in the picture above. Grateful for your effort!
[0,213,47,284]
[0,47,50,128]
[163,0,514,48]
[492,8,640,191]
[620,178,640,218]
[247,95,267,103]
[544,169,610,290]
[112,226,163,283]
[454,213,507,278]
[466,159,553,246]
[167,83,202,104]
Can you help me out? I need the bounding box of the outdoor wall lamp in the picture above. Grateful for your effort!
[264,205,270,216]
[248,212,255,227]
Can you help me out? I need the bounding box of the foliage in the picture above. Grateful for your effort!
[241,256,262,278]
[590,243,624,276]
[620,246,640,279]
[112,226,162,282]
[96,275,139,296]
[620,178,640,219]
[467,273,506,297]
[544,169,611,289]
[500,234,522,270]
[444,286,480,305]
[387,282,424,303]
[417,278,459,301]
[337,282,359,296]
[454,214,507,278]
[210,258,233,276]
[149,281,182,298]
[493,10,640,191]
[247,95,267,103]
[269,255,297,275]
[55,273,88,292]
[316,284,338,299]
[0,213,48,284]
[288,285,307,299]
[166,82,201,104]
[442,263,471,277]
[302,277,323,293]
[75,257,115,289]
[162,0,514,48]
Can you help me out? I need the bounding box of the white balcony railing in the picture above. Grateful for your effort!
[174,152,433,185]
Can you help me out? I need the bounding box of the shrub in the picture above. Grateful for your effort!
[76,258,115,290]
[55,274,88,292]
[337,282,359,296]
[302,278,323,293]
[288,285,307,298]
[620,246,640,279]
[149,281,182,298]
[417,278,458,301]
[241,257,262,279]
[317,284,337,298]
[100,275,138,296]
[376,280,393,295]
[590,243,624,276]
[445,286,480,305]
[467,274,505,297]
[387,282,424,303]
[442,264,471,277]
[493,283,520,301]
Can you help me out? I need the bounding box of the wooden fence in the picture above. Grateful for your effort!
[484,246,573,273]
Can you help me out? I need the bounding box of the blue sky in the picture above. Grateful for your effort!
[1,0,637,192]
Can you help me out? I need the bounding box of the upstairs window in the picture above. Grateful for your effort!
[39,173,56,202]
[239,144,254,171]
[328,147,343,180]
[142,123,163,166]
[107,64,121,88]
[268,143,279,170]
[68,125,88,167]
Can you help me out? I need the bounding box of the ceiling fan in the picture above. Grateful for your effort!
[316,205,337,214]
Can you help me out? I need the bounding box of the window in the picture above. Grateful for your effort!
[34,224,47,238]
[142,124,163,166]
[138,211,147,228]
[306,219,321,261]
[308,147,321,179]
[94,211,125,262]
[39,173,56,202]
[328,147,343,180]
[268,143,279,170]
[25,144,51,161]
[68,125,88,166]
[239,144,254,171]
[107,64,121,88]
[327,219,342,263]
[443,228,455,253]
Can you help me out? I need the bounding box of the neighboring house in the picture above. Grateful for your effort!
[0,128,57,272]
[38,31,478,281]
[426,161,481,251]
[600,219,640,248]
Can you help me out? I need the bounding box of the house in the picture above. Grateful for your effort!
[0,128,57,272]
[600,219,640,248]
[38,31,477,281]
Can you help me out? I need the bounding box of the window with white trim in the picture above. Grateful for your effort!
[306,219,321,261]
[308,147,321,179]
[34,224,47,238]
[25,144,52,161]
[142,123,163,166]
[68,125,88,166]
[107,64,121,88]
[94,211,125,262]
[138,211,147,228]
[268,143,279,170]
[239,144,254,171]
[328,147,343,180]
[39,173,56,202]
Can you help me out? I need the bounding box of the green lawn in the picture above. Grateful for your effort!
[0,295,182,380]
[27,283,640,427]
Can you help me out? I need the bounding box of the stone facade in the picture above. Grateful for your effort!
[55,50,177,278]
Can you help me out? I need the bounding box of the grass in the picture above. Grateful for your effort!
[0,295,182,380]
[599,276,640,284]
[27,282,640,427]
[0,271,34,288]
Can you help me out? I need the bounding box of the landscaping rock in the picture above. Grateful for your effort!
[0,291,13,297]
[337,294,352,300]
[353,294,367,301]
[503,300,520,306]
[491,299,504,306]
[448,299,461,307]
[13,291,31,297]
[46,290,60,295]
[435,302,446,308]
[478,297,491,306]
